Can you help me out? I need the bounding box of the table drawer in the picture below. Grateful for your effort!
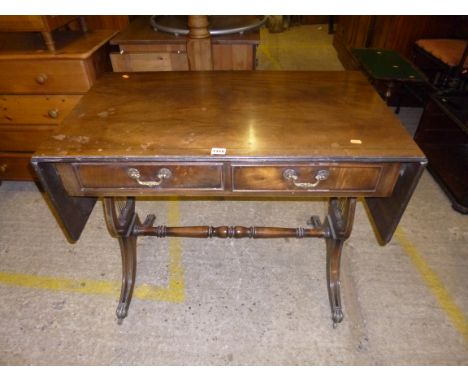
[0,60,93,93]
[118,44,187,53]
[0,95,82,125]
[0,152,35,180]
[110,52,189,72]
[232,163,400,196]
[58,162,224,195]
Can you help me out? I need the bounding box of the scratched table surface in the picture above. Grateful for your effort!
[34,71,424,162]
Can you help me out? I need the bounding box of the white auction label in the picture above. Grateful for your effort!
[211,147,227,155]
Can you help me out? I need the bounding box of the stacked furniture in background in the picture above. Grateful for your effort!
[109,16,260,72]
[412,39,468,91]
[0,16,88,52]
[333,16,462,69]
[414,93,468,213]
[0,26,117,181]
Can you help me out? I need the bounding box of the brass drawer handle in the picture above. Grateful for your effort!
[127,167,172,187]
[35,73,48,85]
[283,169,329,189]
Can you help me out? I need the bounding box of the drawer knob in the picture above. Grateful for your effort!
[48,108,59,119]
[127,167,172,187]
[283,169,329,189]
[35,73,48,84]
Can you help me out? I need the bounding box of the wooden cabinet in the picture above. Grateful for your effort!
[414,94,468,213]
[109,16,259,72]
[0,29,117,181]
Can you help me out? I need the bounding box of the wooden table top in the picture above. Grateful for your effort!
[35,71,425,161]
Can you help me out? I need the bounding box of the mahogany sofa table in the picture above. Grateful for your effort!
[32,71,426,326]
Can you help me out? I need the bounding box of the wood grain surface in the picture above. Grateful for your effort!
[0,29,117,60]
[34,71,424,161]
[0,16,77,32]
[0,95,82,125]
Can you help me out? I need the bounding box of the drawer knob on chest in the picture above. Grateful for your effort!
[127,167,172,187]
[35,73,48,85]
[48,109,59,119]
[283,168,330,189]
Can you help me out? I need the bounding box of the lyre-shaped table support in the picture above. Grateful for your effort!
[324,198,357,327]
[103,196,356,326]
[103,198,139,323]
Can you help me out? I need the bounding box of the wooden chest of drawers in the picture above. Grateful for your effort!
[414,94,468,213]
[0,29,117,180]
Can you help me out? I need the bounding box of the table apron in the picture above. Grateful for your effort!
[54,161,401,198]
